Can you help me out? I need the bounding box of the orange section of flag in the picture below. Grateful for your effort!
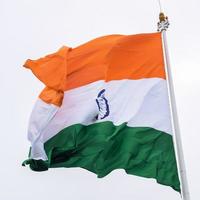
[24,32,165,105]
[24,46,71,91]
[39,87,64,107]
[106,33,165,81]
[65,32,165,90]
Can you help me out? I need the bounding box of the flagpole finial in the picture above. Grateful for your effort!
[157,12,169,32]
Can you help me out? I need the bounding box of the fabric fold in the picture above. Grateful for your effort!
[24,46,71,92]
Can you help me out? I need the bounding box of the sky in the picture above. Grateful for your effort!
[1,0,200,199]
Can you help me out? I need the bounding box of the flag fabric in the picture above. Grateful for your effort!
[23,32,180,191]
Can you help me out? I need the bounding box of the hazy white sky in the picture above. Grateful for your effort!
[1,0,199,199]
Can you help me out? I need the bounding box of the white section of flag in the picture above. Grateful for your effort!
[28,99,59,160]
[38,78,172,143]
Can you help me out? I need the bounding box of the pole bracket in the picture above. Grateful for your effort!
[157,12,169,32]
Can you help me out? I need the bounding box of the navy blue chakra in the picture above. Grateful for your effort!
[96,89,110,120]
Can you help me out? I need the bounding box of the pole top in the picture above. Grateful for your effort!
[159,12,167,22]
[157,12,169,32]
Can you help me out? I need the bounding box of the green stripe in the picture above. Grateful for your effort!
[23,122,180,191]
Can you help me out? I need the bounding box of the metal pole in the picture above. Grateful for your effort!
[157,13,190,200]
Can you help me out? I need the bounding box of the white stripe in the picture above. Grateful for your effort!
[27,99,59,160]
[40,78,172,143]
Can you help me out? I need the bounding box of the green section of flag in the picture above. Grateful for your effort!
[23,121,180,191]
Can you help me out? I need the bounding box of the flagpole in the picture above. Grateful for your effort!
[157,13,190,200]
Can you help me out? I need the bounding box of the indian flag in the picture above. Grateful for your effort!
[23,32,180,192]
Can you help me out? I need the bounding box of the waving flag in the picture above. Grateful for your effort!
[23,32,180,191]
